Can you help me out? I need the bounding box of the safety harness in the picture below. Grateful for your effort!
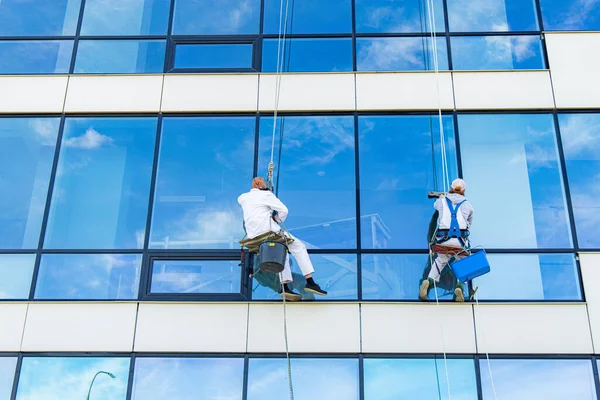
[435,197,470,248]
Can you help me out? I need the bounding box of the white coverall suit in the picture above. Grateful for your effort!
[238,188,315,283]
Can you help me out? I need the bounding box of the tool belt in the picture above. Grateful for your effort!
[239,231,294,253]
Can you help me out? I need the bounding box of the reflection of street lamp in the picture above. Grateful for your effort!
[86,371,115,400]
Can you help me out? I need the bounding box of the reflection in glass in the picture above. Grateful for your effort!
[540,0,600,31]
[447,0,538,32]
[74,40,166,74]
[0,254,35,299]
[473,254,580,300]
[45,118,157,249]
[0,41,73,74]
[16,357,129,400]
[252,254,358,300]
[262,39,353,72]
[359,115,457,249]
[172,0,260,35]
[264,0,352,34]
[81,0,170,35]
[355,0,444,33]
[150,117,254,249]
[0,0,81,36]
[151,260,241,294]
[364,358,477,400]
[0,118,59,248]
[0,357,16,399]
[559,113,600,248]
[357,37,448,71]
[459,114,571,249]
[174,43,253,70]
[481,359,596,399]
[247,358,359,400]
[132,358,244,400]
[35,254,141,299]
[451,36,545,70]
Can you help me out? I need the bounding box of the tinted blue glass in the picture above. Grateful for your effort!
[151,260,241,294]
[248,358,359,400]
[264,0,352,34]
[473,254,580,300]
[447,0,538,32]
[16,357,129,400]
[0,358,16,399]
[357,37,448,71]
[253,254,358,300]
[559,113,600,248]
[74,40,166,73]
[459,114,571,249]
[0,0,80,36]
[258,116,356,248]
[262,39,353,72]
[0,255,35,299]
[540,0,600,30]
[0,118,58,249]
[355,0,445,33]
[150,117,254,249]
[174,43,253,69]
[364,358,477,400]
[35,254,141,299]
[0,41,73,74]
[173,0,260,34]
[132,358,244,400]
[481,359,596,399]
[359,115,457,249]
[451,36,545,70]
[45,118,157,249]
[81,0,170,35]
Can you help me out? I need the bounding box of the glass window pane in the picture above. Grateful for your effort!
[364,358,477,400]
[473,254,581,300]
[258,116,356,249]
[45,118,157,249]
[447,0,538,32]
[481,359,596,399]
[0,254,35,299]
[248,358,359,400]
[16,357,130,400]
[262,38,353,72]
[0,41,73,74]
[540,0,600,31]
[253,254,358,300]
[81,0,170,35]
[150,117,254,249]
[451,36,545,70]
[357,37,448,71]
[355,0,444,33]
[132,358,244,400]
[173,0,260,35]
[559,113,600,248]
[74,40,166,74]
[459,114,572,249]
[0,118,59,249]
[359,115,457,249]
[174,43,253,70]
[264,0,352,34]
[0,357,16,399]
[0,0,81,36]
[35,254,141,299]
[151,259,241,294]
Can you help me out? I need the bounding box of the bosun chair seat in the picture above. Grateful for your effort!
[239,231,294,254]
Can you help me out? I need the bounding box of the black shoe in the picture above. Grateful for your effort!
[305,281,327,296]
[280,286,302,301]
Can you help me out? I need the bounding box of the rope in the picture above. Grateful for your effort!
[279,271,295,400]
[475,292,499,400]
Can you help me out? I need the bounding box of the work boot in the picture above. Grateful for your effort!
[305,281,328,296]
[280,284,302,301]
[419,278,434,301]
[454,282,465,302]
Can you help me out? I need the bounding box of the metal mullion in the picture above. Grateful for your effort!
[170,35,259,42]
[76,35,167,40]
[592,356,600,400]
[9,353,22,400]
[448,31,542,37]
[353,113,362,299]
[442,0,453,70]
[355,32,444,38]
[40,249,143,254]
[125,354,136,400]
[351,0,357,72]
[0,36,76,41]
[261,33,352,39]
[167,0,176,36]
[474,355,484,400]
[69,0,89,74]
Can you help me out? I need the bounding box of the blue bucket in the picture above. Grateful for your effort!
[450,250,490,283]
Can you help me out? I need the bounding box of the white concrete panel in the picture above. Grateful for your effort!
[134,304,248,352]
[355,72,454,110]
[259,74,355,111]
[64,75,163,112]
[161,74,258,112]
[453,71,555,110]
[579,253,600,353]
[247,303,360,353]
[0,76,67,113]
[0,304,27,351]
[546,33,600,108]
[474,304,593,354]
[22,303,137,352]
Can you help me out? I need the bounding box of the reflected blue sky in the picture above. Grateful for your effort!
[0,254,35,299]
[357,37,448,71]
[263,0,352,34]
[172,0,260,35]
[0,0,81,36]
[262,39,353,73]
[451,36,545,70]
[80,0,170,35]
[355,0,444,33]
[0,41,73,74]
[540,0,600,30]
[174,43,253,70]
[151,259,241,294]
[132,357,244,400]
[74,40,166,74]
[447,0,538,32]
[0,357,16,399]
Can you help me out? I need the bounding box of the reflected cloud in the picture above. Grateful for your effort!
[560,114,600,158]
[357,37,436,71]
[558,0,600,29]
[64,128,113,149]
[448,0,517,31]
[174,0,258,34]
[29,119,59,146]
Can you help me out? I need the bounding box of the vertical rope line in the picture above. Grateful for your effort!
[475,294,498,400]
